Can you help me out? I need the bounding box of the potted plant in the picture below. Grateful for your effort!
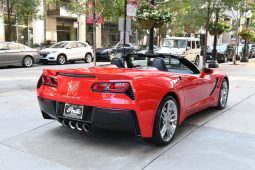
[136,2,155,30]
[208,21,230,35]
[136,1,172,30]
[239,29,255,41]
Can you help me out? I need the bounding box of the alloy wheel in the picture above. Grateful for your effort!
[220,80,228,108]
[159,99,178,142]
[58,55,66,65]
[109,52,116,61]
[85,54,92,63]
[23,56,33,67]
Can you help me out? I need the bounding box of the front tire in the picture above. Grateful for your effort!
[217,79,229,110]
[22,56,34,67]
[57,54,66,65]
[151,96,178,146]
[109,52,116,61]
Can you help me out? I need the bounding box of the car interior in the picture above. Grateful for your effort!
[109,54,201,75]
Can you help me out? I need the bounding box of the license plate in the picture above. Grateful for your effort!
[63,104,84,119]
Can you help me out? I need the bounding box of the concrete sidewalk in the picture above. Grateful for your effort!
[0,60,255,170]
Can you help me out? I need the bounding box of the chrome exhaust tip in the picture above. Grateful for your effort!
[62,119,69,127]
[76,122,83,131]
[69,121,76,130]
[82,123,91,133]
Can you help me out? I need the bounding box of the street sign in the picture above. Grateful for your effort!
[127,1,137,17]
[118,18,131,32]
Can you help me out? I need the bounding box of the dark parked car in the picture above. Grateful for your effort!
[96,42,136,61]
[137,45,160,54]
[206,44,234,63]
[248,44,255,58]
[0,42,40,67]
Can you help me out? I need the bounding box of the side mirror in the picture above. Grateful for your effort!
[200,68,213,78]
[186,47,191,50]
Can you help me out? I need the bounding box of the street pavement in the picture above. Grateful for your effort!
[0,60,255,170]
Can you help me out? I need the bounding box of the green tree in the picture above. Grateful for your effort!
[1,0,40,41]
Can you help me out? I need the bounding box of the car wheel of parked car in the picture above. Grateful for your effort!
[57,55,66,65]
[217,79,229,110]
[224,55,228,63]
[151,95,178,146]
[22,56,34,67]
[85,53,93,63]
[109,52,116,61]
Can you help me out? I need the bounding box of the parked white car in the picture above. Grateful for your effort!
[40,41,94,65]
[156,37,203,68]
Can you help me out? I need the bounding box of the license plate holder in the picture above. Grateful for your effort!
[63,104,84,119]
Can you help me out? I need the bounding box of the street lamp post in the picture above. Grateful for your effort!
[208,8,220,68]
[148,0,155,54]
[241,10,252,63]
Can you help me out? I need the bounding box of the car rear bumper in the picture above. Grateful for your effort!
[96,53,109,60]
[38,97,141,135]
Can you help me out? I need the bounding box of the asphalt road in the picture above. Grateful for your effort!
[0,60,255,170]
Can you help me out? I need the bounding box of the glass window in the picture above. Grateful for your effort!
[163,39,186,48]
[8,43,20,50]
[51,42,69,48]
[196,41,200,48]
[187,41,191,48]
[77,42,87,48]
[192,41,196,49]
[67,42,77,48]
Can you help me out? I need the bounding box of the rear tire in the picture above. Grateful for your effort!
[57,54,66,65]
[22,56,34,67]
[150,96,178,146]
[217,79,229,110]
[85,53,93,63]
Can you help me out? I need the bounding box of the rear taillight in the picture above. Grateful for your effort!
[92,82,130,93]
[39,75,57,87]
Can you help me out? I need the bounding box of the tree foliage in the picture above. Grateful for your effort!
[1,0,41,41]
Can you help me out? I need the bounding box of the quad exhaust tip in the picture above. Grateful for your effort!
[82,123,91,133]
[69,121,76,129]
[76,122,83,131]
[62,119,91,132]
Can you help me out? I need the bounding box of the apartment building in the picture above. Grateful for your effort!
[0,0,104,47]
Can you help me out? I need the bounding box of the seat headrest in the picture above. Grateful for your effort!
[152,57,168,71]
[110,57,125,68]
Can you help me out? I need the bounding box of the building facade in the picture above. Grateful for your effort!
[0,0,103,47]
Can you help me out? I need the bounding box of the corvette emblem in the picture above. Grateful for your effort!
[67,80,80,96]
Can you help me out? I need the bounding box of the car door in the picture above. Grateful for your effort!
[181,72,216,115]
[5,43,22,64]
[77,42,89,59]
[65,42,79,60]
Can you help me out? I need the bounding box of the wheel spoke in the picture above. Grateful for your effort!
[160,123,167,138]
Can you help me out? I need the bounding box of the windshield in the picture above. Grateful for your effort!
[163,39,186,48]
[51,42,69,48]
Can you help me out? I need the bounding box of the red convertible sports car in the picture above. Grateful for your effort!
[37,54,229,146]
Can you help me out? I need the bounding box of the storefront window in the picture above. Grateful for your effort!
[57,18,77,42]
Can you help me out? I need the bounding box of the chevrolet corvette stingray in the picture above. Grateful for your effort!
[37,54,229,146]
